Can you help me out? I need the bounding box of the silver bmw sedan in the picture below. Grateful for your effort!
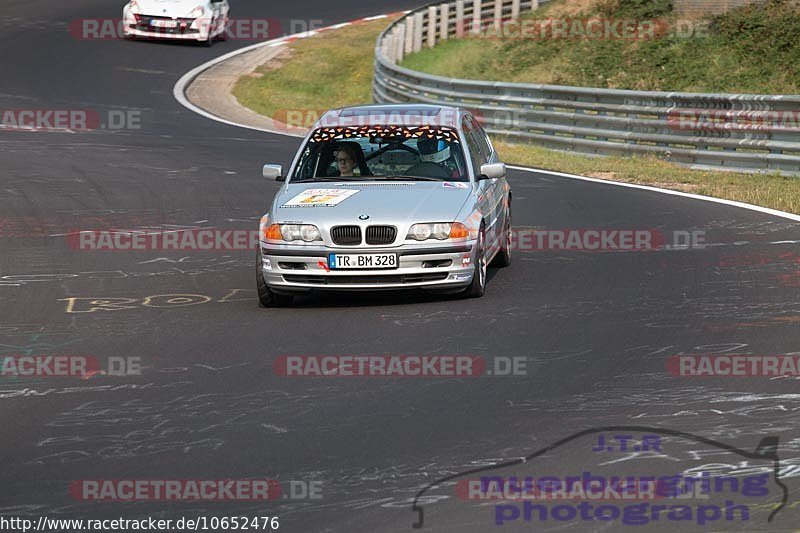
[256,104,512,307]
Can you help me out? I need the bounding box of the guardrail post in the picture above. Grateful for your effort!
[440,3,450,40]
[494,0,503,29]
[404,17,414,54]
[456,0,465,37]
[472,0,482,35]
[427,6,438,47]
[512,0,520,18]
[392,28,403,63]
[395,24,406,62]
[531,0,539,11]
[383,31,393,63]
[413,11,424,52]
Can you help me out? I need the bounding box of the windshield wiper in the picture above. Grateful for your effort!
[370,175,444,182]
[293,177,366,182]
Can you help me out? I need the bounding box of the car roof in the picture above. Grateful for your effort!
[315,104,465,129]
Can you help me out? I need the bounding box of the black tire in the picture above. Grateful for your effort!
[217,17,229,41]
[491,203,512,268]
[202,22,214,47]
[462,227,487,298]
[256,251,293,307]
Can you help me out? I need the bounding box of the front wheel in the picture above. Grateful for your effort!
[256,251,293,307]
[462,228,487,298]
[491,204,511,268]
[216,16,229,41]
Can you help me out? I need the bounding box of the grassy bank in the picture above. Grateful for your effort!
[401,0,800,93]
[232,12,800,215]
[233,18,395,120]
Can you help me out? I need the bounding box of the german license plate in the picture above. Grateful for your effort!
[151,19,178,28]
[329,253,398,270]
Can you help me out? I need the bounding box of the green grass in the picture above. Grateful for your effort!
[232,10,800,215]
[233,18,395,121]
[401,0,800,93]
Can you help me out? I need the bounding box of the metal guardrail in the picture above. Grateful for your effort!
[373,0,800,175]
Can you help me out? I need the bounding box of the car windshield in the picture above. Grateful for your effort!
[291,126,469,182]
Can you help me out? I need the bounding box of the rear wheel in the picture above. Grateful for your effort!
[462,227,487,298]
[256,251,293,307]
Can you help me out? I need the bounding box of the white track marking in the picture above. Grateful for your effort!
[506,165,800,223]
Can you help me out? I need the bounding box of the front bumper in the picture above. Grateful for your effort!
[123,13,211,41]
[260,242,477,292]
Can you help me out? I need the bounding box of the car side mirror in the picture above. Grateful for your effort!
[263,164,284,181]
[479,162,506,180]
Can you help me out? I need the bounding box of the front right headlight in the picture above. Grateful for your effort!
[189,5,206,18]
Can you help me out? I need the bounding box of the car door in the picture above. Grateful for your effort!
[481,118,510,247]
[462,116,492,238]
[464,115,504,253]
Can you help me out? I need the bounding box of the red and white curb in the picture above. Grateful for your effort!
[173,12,800,224]
[267,13,401,47]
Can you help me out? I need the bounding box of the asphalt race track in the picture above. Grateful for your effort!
[1,1,800,531]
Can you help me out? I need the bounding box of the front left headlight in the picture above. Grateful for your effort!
[407,222,469,241]
[263,223,322,243]
[189,5,206,18]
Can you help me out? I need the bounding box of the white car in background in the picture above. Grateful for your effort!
[123,0,230,46]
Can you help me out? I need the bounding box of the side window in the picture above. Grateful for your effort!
[472,118,494,161]
[462,117,483,176]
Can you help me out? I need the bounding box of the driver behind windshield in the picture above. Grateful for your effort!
[334,144,359,177]
[294,127,469,182]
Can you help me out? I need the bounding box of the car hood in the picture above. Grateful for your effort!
[270,182,474,226]
[131,0,208,16]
